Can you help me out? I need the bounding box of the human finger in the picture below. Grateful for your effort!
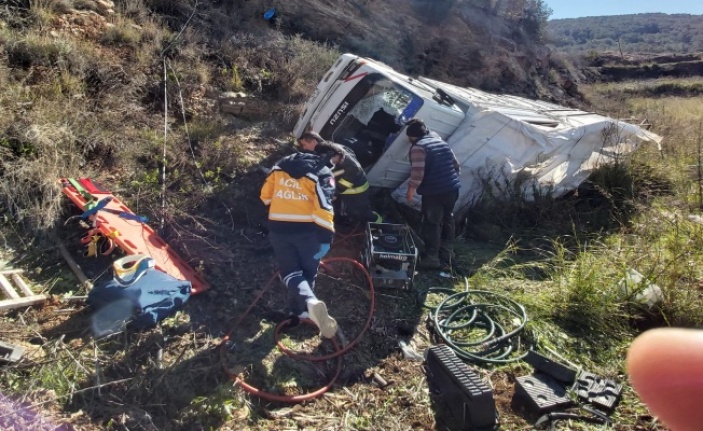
[626,328,703,431]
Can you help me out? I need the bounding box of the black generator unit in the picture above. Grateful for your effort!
[363,222,417,289]
[425,344,498,431]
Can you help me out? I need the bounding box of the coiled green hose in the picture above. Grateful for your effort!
[419,286,529,365]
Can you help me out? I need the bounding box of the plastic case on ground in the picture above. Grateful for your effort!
[573,371,623,412]
[515,373,573,414]
[425,344,498,431]
[0,341,24,363]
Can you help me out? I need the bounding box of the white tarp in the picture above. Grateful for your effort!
[390,103,662,213]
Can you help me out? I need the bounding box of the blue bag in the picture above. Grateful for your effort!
[88,255,191,336]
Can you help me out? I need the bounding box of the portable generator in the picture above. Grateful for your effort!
[363,222,417,289]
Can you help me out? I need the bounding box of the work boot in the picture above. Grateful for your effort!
[419,255,441,269]
[306,299,337,339]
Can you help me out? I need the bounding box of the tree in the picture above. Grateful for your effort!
[520,0,552,41]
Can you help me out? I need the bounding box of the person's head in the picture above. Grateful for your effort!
[298,130,323,152]
[405,118,429,143]
[314,141,345,166]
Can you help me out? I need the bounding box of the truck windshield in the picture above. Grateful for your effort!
[319,73,423,168]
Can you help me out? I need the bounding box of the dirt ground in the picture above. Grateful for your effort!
[0,196,540,431]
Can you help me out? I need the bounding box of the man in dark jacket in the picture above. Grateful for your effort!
[298,131,382,225]
[260,152,337,338]
[404,118,461,269]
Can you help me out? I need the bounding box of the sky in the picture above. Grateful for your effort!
[545,0,703,20]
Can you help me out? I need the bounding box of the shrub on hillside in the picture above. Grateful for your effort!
[215,32,339,102]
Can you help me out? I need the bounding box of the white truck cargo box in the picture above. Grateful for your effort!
[295,54,662,212]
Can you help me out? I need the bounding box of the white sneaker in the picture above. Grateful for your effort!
[307,300,337,339]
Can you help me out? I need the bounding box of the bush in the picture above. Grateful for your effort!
[215,32,339,102]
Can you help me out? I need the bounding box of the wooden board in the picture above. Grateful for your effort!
[0,269,47,311]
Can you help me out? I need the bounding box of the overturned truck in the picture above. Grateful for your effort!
[294,53,662,212]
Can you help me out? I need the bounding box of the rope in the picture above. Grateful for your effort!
[332,223,366,244]
[158,0,199,233]
[160,0,199,57]
[160,58,167,234]
[166,59,210,191]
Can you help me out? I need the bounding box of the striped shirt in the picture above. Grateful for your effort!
[409,142,460,189]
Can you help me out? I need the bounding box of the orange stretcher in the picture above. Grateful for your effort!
[59,177,209,294]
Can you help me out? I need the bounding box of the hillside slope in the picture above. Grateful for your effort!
[267,0,569,99]
[145,0,578,102]
[0,0,580,232]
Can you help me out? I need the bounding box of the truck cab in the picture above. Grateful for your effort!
[294,54,464,189]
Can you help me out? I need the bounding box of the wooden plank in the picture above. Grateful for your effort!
[0,270,47,312]
[11,273,35,297]
[55,237,94,290]
[0,294,47,311]
[0,274,20,299]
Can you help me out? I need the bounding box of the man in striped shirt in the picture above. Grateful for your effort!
[405,118,461,270]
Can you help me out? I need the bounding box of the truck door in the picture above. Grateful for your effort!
[305,69,423,169]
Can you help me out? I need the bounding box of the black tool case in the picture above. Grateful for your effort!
[425,344,498,431]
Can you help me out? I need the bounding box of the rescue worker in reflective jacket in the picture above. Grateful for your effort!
[260,152,338,338]
[404,118,461,270]
[298,131,382,225]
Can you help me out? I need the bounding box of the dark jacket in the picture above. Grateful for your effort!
[321,144,369,195]
[414,134,461,196]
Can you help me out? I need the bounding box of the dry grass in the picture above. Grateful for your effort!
[213,31,340,102]
[100,15,143,47]
[583,81,703,202]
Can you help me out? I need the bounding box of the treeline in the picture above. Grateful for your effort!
[547,13,703,54]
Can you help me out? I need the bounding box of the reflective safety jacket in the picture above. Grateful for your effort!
[314,143,369,195]
[333,145,369,195]
[260,153,335,243]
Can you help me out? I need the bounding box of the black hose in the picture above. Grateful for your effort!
[419,287,529,365]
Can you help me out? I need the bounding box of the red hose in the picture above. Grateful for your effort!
[219,256,375,402]
[274,257,375,362]
[224,320,344,403]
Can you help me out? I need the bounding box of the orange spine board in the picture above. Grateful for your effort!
[59,178,209,294]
